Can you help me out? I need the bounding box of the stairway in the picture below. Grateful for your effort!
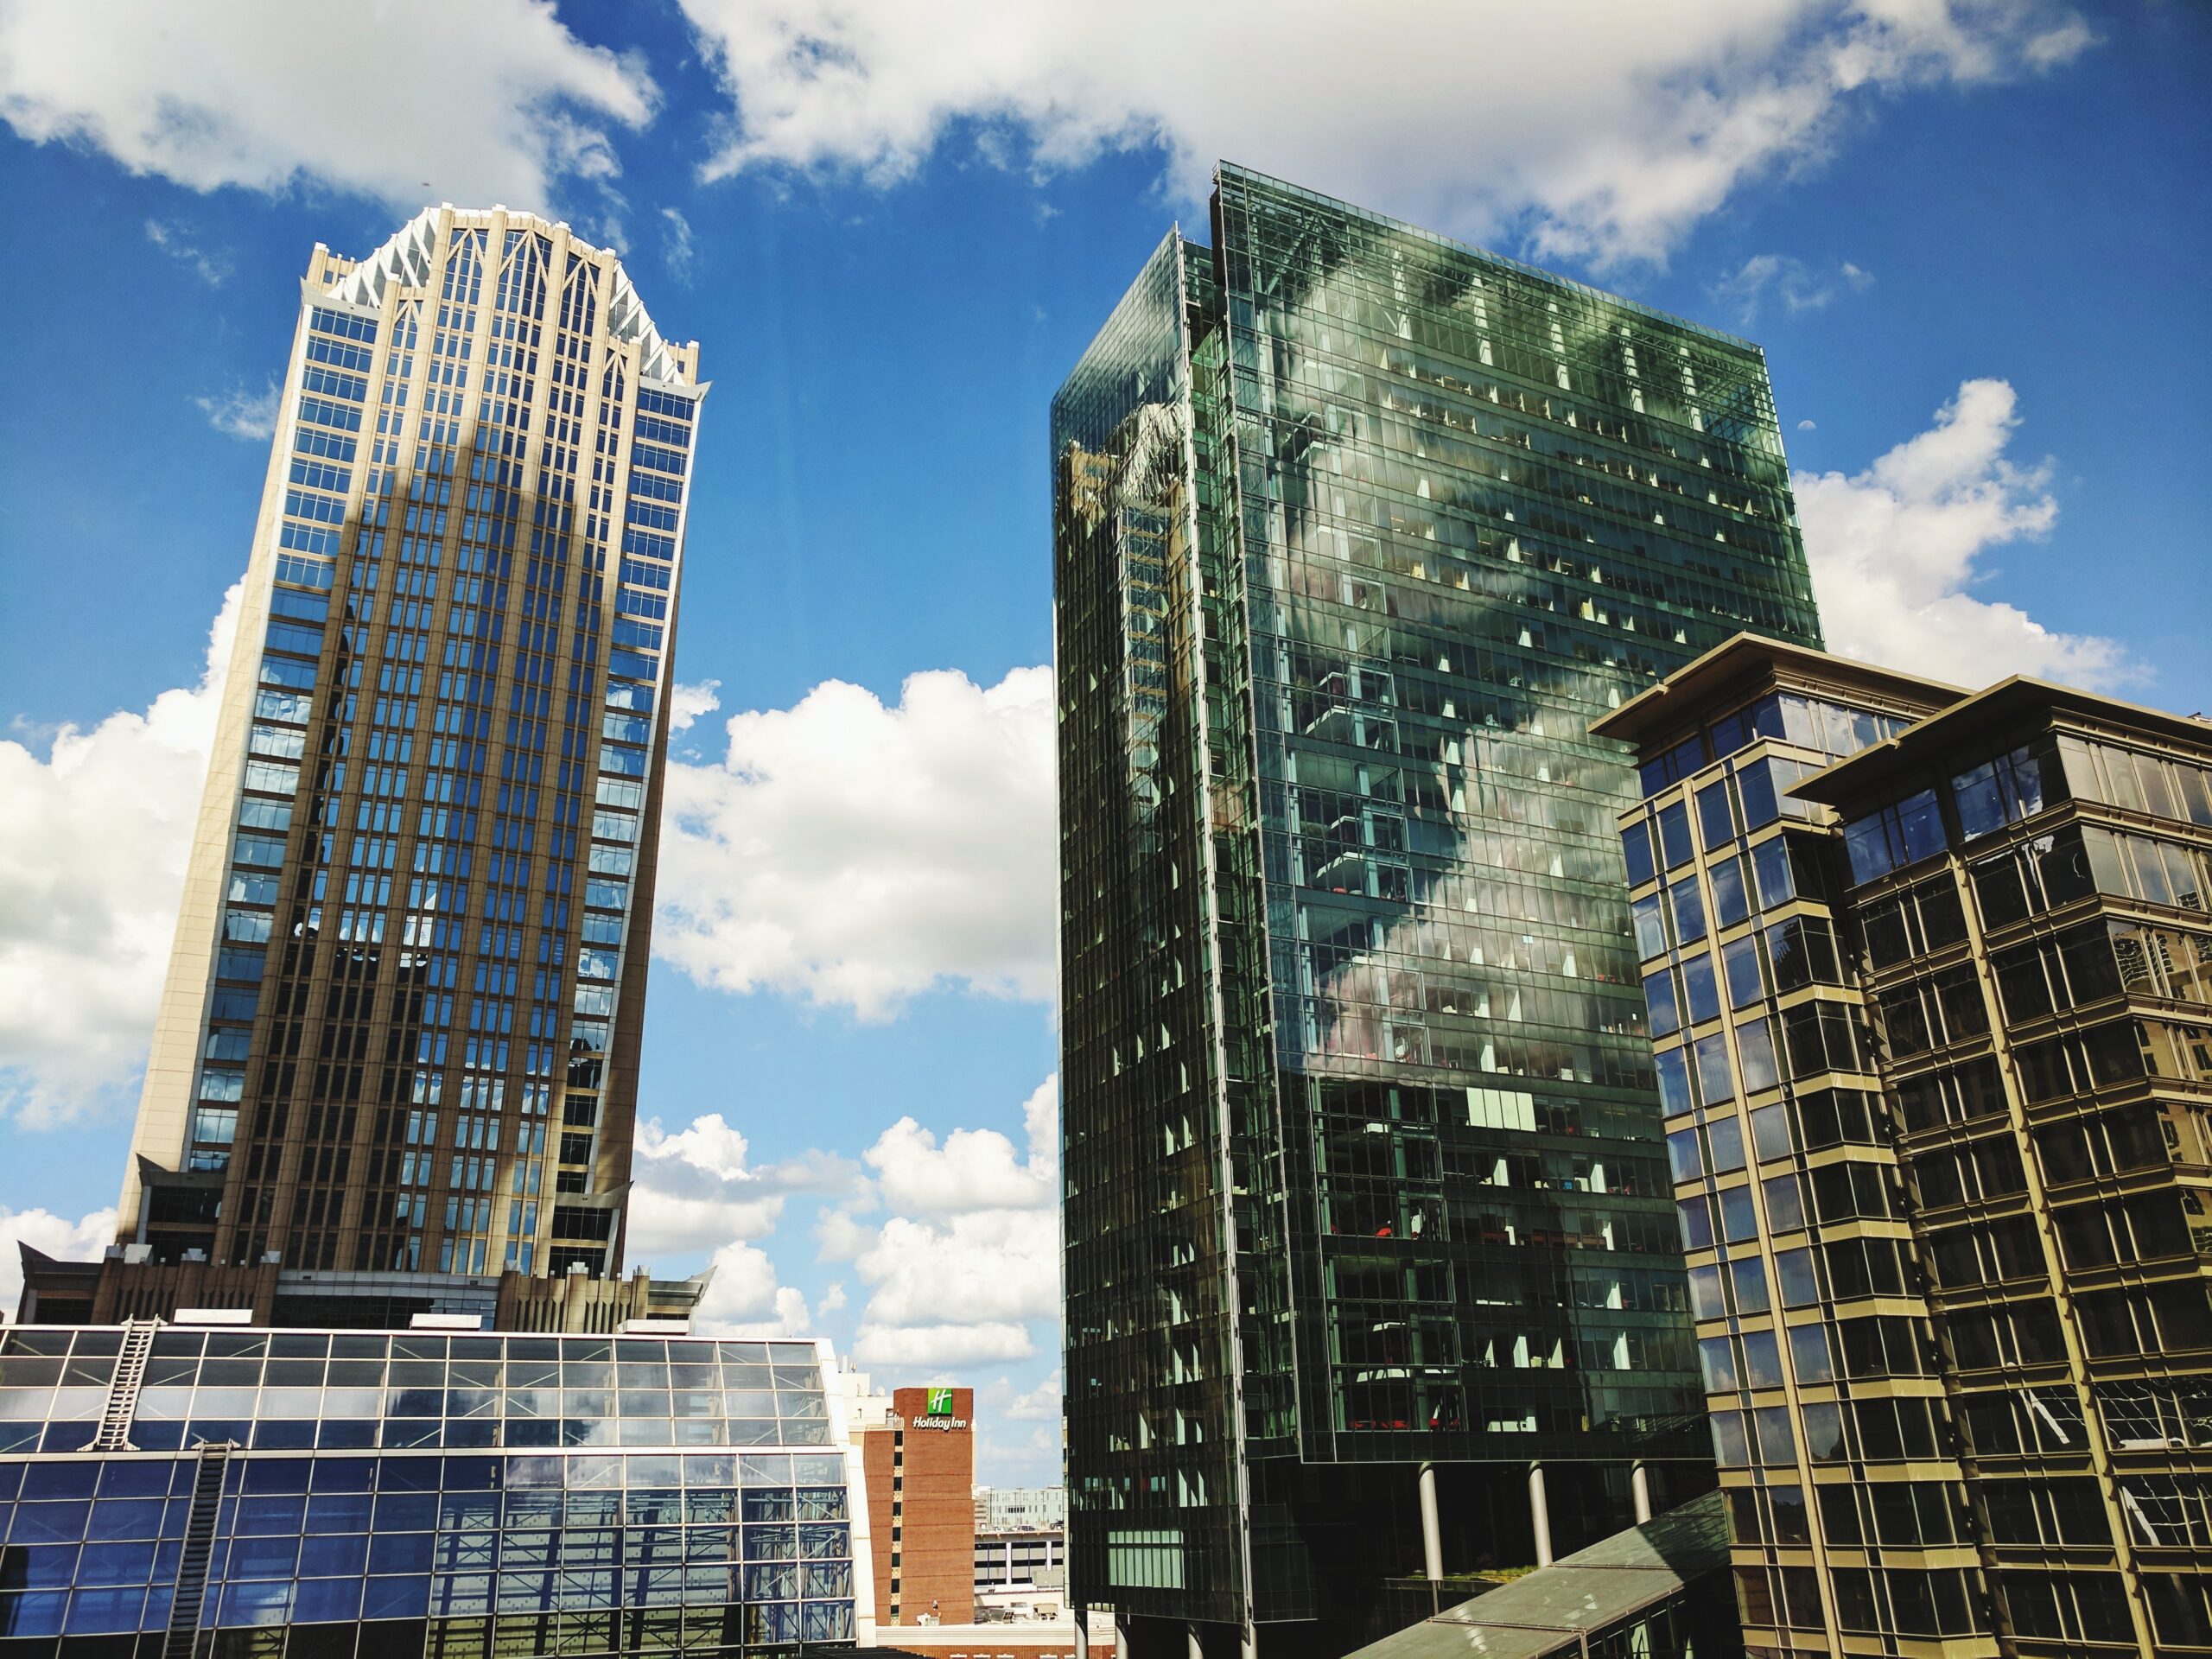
[164,1439,236,1659]
[82,1317,160,1453]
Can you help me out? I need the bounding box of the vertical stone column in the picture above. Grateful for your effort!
[1528,1464,1553,1567]
[1419,1461,1443,1582]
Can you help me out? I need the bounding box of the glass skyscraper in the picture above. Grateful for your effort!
[24,207,702,1326]
[1052,164,1823,1653]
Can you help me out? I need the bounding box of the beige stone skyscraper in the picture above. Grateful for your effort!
[23,208,705,1328]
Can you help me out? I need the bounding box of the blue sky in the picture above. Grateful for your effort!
[0,0,2206,1484]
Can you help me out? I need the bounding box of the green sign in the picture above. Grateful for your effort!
[926,1387,953,1417]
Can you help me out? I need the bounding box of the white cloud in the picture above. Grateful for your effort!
[691,1246,825,1338]
[1712,252,1874,324]
[855,1321,1037,1368]
[999,1368,1062,1421]
[627,1110,860,1259]
[0,0,656,214]
[661,206,697,284]
[0,583,239,1122]
[845,1077,1061,1369]
[1796,377,2131,689]
[195,381,279,442]
[0,1205,116,1318]
[667,679,721,737]
[656,667,1055,1018]
[143,219,227,286]
[863,1074,1056,1214]
[678,0,2091,265]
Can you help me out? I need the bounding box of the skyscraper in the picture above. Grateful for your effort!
[1598,637,2212,1659]
[0,209,888,1659]
[1052,164,1823,1654]
[23,207,703,1329]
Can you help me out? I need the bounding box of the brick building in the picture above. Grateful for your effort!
[855,1383,978,1626]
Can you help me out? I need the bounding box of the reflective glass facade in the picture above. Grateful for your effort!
[0,1326,862,1656]
[1604,639,2212,1659]
[118,209,702,1286]
[1053,164,1822,1646]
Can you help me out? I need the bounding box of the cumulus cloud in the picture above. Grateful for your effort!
[0,583,239,1122]
[0,1205,116,1318]
[0,0,656,213]
[999,1368,1063,1421]
[195,381,279,442]
[841,1075,1061,1368]
[1796,377,2130,689]
[864,1075,1057,1214]
[689,1244,830,1340]
[656,667,1055,1018]
[627,1110,861,1259]
[667,679,721,737]
[1712,252,1873,325]
[678,0,2091,265]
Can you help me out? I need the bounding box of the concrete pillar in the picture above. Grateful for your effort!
[1114,1617,1130,1659]
[1241,1624,1257,1659]
[1187,1624,1205,1659]
[1074,1610,1090,1659]
[1631,1461,1652,1525]
[1528,1463,1553,1567]
[1419,1461,1444,1582]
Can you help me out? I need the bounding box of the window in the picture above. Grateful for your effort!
[1951,736,2064,841]
[1843,789,1947,886]
[1694,1033,1734,1103]
[1669,878,1707,946]
[1737,1017,1780,1093]
[1681,955,1720,1024]
[1697,778,1738,850]
[1643,969,1680,1039]
[1657,801,1694,869]
[1640,734,1704,798]
[1723,935,1764,1008]
[1620,820,1656,887]
[1764,915,1840,991]
[1706,858,1749,931]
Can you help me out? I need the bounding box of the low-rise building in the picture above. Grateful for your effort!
[975,1525,1065,1618]
[972,1486,1066,1534]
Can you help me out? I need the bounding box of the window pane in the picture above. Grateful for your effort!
[1697,780,1737,850]
[1658,802,1694,870]
[1711,856,1750,929]
[1621,821,1656,887]
[1724,936,1764,1009]
[1681,956,1720,1025]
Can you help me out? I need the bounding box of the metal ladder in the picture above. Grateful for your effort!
[82,1316,161,1453]
[164,1439,236,1659]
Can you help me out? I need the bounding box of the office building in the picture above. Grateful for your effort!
[0,208,891,1657]
[1052,162,1823,1652]
[1595,635,2212,1657]
[0,1320,868,1655]
[21,206,703,1330]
